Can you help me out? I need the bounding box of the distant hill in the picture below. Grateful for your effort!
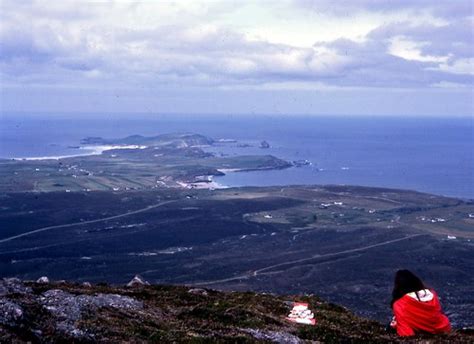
[80,133,215,147]
[1,278,472,343]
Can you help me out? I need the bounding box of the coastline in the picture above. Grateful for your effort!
[11,145,148,161]
[176,177,228,190]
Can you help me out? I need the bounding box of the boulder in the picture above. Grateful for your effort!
[0,299,23,327]
[0,278,32,296]
[126,275,150,287]
[243,329,303,344]
[36,276,50,284]
[40,289,143,338]
[188,288,209,296]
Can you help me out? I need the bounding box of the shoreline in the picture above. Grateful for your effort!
[176,178,228,190]
[10,145,148,161]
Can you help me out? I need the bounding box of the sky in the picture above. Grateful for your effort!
[0,0,473,117]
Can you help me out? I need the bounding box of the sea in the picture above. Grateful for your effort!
[1,113,473,199]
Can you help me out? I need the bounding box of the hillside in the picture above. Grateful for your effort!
[1,186,473,327]
[0,278,472,343]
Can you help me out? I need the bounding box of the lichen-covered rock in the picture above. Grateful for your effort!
[41,290,81,317]
[0,299,23,326]
[87,293,143,310]
[0,278,31,296]
[243,329,303,343]
[39,289,86,337]
[39,289,143,338]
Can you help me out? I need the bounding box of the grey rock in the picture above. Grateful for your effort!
[40,290,85,338]
[87,293,143,310]
[0,299,23,326]
[243,329,303,344]
[82,282,92,288]
[36,276,50,284]
[0,278,32,296]
[126,275,149,287]
[188,288,208,296]
[41,290,82,322]
[40,289,143,338]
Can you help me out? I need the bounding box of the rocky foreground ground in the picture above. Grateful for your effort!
[0,277,472,343]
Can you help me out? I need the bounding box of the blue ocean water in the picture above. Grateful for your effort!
[0,114,472,199]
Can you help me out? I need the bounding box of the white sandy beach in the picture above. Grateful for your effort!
[13,145,148,161]
[176,179,228,190]
[217,168,242,173]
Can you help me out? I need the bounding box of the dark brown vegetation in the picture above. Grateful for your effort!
[1,278,472,343]
[1,186,473,329]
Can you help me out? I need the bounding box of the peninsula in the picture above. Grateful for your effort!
[0,133,291,192]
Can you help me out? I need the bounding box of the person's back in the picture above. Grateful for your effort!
[392,288,451,336]
[390,270,451,337]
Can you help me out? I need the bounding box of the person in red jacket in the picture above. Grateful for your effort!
[390,269,451,337]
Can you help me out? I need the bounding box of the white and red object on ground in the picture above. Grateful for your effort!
[286,302,316,325]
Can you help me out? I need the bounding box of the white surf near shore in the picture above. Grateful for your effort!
[12,145,147,161]
[176,179,228,190]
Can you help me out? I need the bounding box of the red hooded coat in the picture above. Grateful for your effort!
[393,289,451,337]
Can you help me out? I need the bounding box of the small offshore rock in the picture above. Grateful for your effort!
[36,276,50,284]
[0,299,23,326]
[127,275,150,287]
[188,288,208,296]
[82,282,92,288]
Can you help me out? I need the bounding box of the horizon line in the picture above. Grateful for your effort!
[1,111,473,119]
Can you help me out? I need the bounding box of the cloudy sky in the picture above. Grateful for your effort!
[0,0,473,116]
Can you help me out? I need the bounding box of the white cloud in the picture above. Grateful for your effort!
[435,58,474,76]
[388,36,449,63]
[0,0,472,92]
